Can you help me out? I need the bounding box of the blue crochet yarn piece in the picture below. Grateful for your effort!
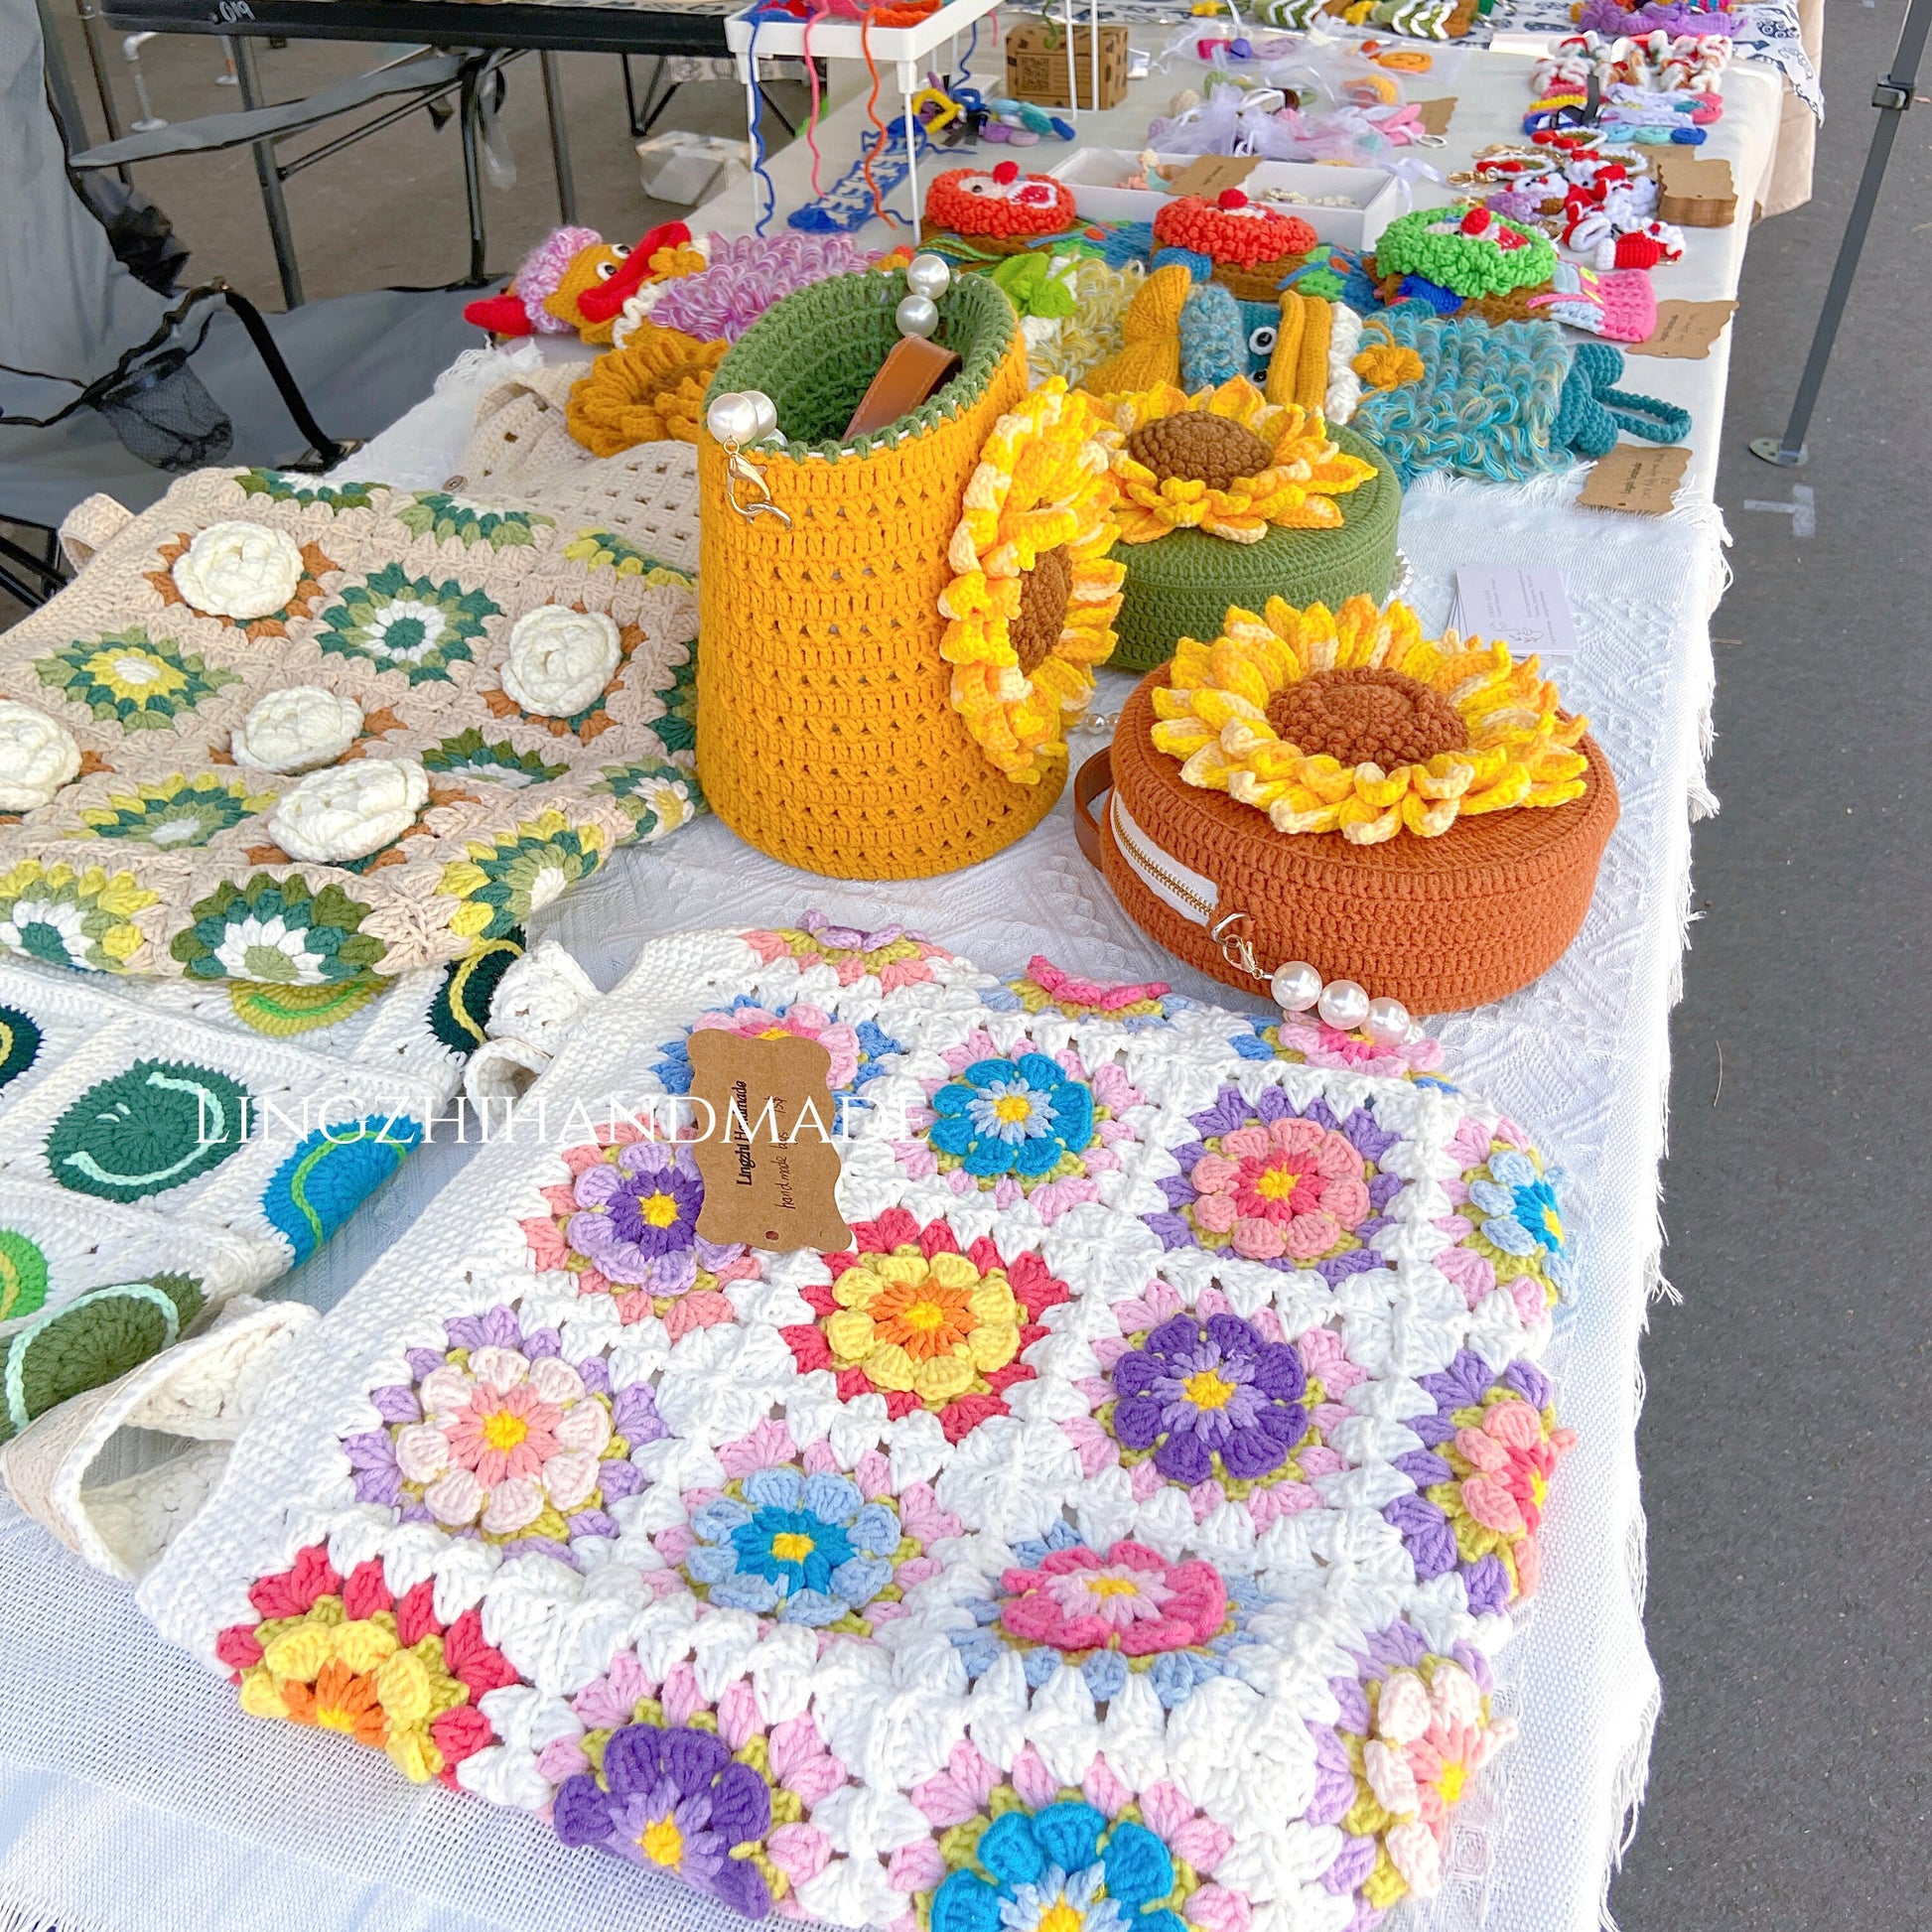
[263,1115,425,1264]
[1093,220,1158,269]
[1396,273,1463,316]
[1234,295,1283,380]
[1348,309,1574,485]
[1150,244,1213,282]
[1178,282,1247,389]
[786,120,929,233]
[1282,245,1383,316]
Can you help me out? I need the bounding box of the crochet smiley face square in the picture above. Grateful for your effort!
[145,919,1579,1932]
[0,468,706,982]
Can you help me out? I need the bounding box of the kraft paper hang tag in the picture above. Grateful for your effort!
[1414,97,1457,136]
[687,1031,851,1253]
[1578,442,1691,514]
[1654,153,1737,226]
[1628,299,1736,359]
[1166,154,1258,199]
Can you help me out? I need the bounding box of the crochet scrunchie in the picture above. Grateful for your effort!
[566,324,728,458]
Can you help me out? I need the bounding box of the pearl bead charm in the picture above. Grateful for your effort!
[904,252,952,300]
[896,294,939,340]
[1363,996,1412,1045]
[1315,979,1370,1031]
[706,390,764,448]
[1269,960,1322,1013]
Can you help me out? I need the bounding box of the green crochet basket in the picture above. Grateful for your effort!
[1109,424,1401,673]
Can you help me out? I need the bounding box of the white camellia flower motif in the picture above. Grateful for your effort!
[500,605,621,717]
[0,702,79,811]
[230,685,363,773]
[170,520,306,621]
[268,756,428,862]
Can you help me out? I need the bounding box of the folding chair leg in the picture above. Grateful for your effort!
[458,63,488,288]
[226,35,305,310]
[540,52,577,225]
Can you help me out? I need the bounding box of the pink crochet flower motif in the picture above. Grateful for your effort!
[519,1121,759,1331]
[396,1346,610,1534]
[895,1029,1142,1223]
[999,1540,1224,1657]
[743,911,950,990]
[1363,1662,1516,1898]
[1187,1113,1371,1263]
[1012,955,1171,1020]
[1269,1011,1446,1078]
[690,1002,860,1088]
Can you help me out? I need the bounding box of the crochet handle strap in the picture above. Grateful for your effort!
[58,492,134,574]
[1072,745,1112,871]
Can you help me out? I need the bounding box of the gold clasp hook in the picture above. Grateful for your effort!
[723,446,791,527]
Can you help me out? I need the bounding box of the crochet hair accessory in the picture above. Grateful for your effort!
[1,469,702,980]
[140,916,1581,1932]
[463,223,702,345]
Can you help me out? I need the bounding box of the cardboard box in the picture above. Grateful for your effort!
[1047,148,1405,252]
[1005,20,1129,111]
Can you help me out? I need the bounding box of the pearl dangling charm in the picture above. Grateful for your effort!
[904,252,953,300]
[1270,960,1322,1013]
[706,390,763,449]
[1316,979,1370,1031]
[896,294,940,340]
[1363,996,1412,1045]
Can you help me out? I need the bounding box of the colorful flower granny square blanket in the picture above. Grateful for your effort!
[0,468,700,983]
[141,921,1577,1931]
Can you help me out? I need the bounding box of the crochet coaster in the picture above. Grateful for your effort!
[0,469,703,982]
[0,934,494,1439]
[142,917,1578,1932]
[1112,424,1401,673]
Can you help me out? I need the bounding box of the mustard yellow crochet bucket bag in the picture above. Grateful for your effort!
[696,271,1053,880]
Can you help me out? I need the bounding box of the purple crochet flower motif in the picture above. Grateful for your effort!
[1144,1085,1404,1283]
[340,1303,664,1570]
[567,1139,714,1291]
[647,232,876,344]
[1109,1311,1307,1485]
[553,1720,773,1918]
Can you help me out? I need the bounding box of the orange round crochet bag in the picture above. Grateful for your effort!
[1078,670,1619,1012]
[697,271,1052,879]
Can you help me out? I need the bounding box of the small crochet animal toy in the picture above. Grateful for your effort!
[921,161,1079,251]
[463,221,705,345]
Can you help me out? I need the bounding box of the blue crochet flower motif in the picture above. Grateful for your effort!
[1468,1149,1573,1291]
[931,1801,1184,1932]
[684,1466,899,1624]
[928,1053,1095,1180]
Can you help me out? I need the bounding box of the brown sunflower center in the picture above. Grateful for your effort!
[1011,545,1073,675]
[1127,414,1275,491]
[1266,667,1468,768]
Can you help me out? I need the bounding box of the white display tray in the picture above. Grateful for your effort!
[724,0,1002,75]
[1047,147,1407,251]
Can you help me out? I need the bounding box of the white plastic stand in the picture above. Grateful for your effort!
[725,0,1004,225]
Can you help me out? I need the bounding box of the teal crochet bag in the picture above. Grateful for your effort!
[1346,311,1690,485]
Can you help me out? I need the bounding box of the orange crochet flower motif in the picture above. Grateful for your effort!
[285,1659,390,1748]
[938,378,1125,783]
[1103,378,1374,545]
[568,323,728,458]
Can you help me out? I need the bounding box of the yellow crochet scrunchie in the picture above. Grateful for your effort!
[566,323,728,457]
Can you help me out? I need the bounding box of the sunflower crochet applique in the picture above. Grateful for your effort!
[938,379,1126,784]
[1102,379,1375,546]
[1150,595,1591,844]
